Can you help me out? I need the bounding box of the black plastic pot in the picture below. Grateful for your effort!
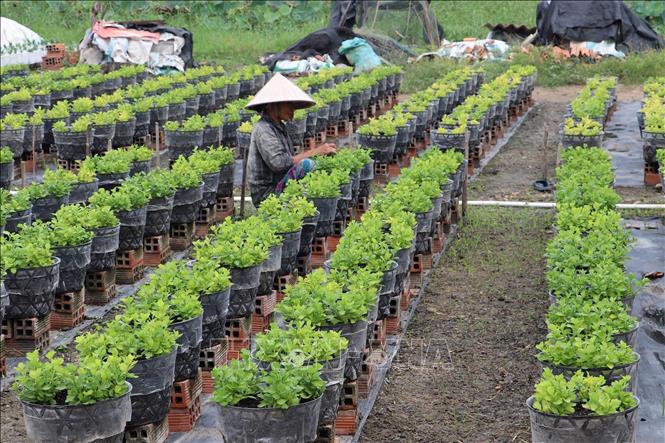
[167,102,186,121]
[165,130,203,160]
[53,241,92,294]
[0,161,13,188]
[1,127,26,158]
[69,179,99,204]
[560,133,603,149]
[171,183,204,224]
[117,206,147,251]
[394,124,411,156]
[286,118,307,146]
[222,121,240,147]
[129,159,151,176]
[203,125,224,147]
[170,315,203,382]
[128,348,177,426]
[133,110,151,141]
[311,196,340,238]
[201,171,221,206]
[4,258,60,319]
[305,111,318,137]
[184,96,200,118]
[279,229,302,275]
[144,195,174,237]
[199,92,215,115]
[259,244,283,295]
[359,160,375,181]
[42,116,69,148]
[317,351,348,426]
[319,319,368,381]
[32,194,69,222]
[357,134,397,164]
[228,264,262,318]
[53,130,91,160]
[216,395,322,443]
[239,78,255,97]
[5,207,32,233]
[236,130,251,159]
[150,105,169,124]
[226,82,240,102]
[526,396,638,443]
[377,261,399,320]
[112,118,136,148]
[33,93,51,108]
[21,384,132,443]
[316,105,330,132]
[298,211,320,257]
[200,287,231,328]
[97,171,128,190]
[90,124,115,155]
[22,124,45,153]
[217,162,235,198]
[214,85,228,105]
[431,130,465,151]
[89,224,120,272]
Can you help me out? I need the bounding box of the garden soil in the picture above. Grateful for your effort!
[361,207,552,443]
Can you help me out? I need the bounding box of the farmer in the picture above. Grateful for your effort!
[246,73,336,207]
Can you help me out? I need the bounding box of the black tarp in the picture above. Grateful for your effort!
[535,0,663,51]
[118,20,194,68]
[262,27,357,70]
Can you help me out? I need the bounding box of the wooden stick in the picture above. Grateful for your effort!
[32,125,37,179]
[542,129,548,182]
[462,129,469,219]
[239,144,249,218]
[155,122,161,168]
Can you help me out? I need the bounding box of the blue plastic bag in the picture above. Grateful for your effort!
[338,37,382,72]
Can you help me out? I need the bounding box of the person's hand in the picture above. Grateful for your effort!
[314,143,336,156]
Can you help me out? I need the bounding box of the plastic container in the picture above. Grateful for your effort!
[171,184,204,225]
[144,195,174,237]
[4,258,60,319]
[117,206,147,251]
[53,241,92,294]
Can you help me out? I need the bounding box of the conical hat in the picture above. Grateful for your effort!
[245,73,315,111]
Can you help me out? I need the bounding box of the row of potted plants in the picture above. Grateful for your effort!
[638,77,665,174]
[430,65,537,152]
[560,76,616,148]
[527,146,642,442]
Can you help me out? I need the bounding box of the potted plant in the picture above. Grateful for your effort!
[194,217,269,318]
[46,213,93,294]
[208,76,229,109]
[13,351,134,443]
[181,85,201,118]
[123,144,153,176]
[236,115,258,158]
[203,111,225,147]
[52,116,92,161]
[89,179,149,251]
[253,324,348,425]
[209,146,235,199]
[536,329,639,387]
[138,169,176,237]
[284,186,321,254]
[24,172,73,221]
[526,369,638,443]
[132,266,204,381]
[1,224,59,318]
[1,113,26,158]
[111,105,137,148]
[164,114,205,160]
[561,117,603,149]
[259,194,309,275]
[69,97,94,121]
[43,101,70,148]
[150,94,170,125]
[213,356,325,442]
[188,148,222,207]
[0,146,13,188]
[356,115,398,163]
[197,81,216,114]
[164,90,187,121]
[81,149,131,190]
[188,258,232,347]
[300,170,342,237]
[226,74,241,102]
[169,156,204,224]
[1,188,32,232]
[23,109,45,154]
[50,80,75,104]
[76,205,120,273]
[132,97,153,142]
[6,88,34,116]
[91,110,116,155]
[76,310,179,427]
[276,269,376,380]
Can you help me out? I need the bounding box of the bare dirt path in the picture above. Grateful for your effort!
[361,207,552,443]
